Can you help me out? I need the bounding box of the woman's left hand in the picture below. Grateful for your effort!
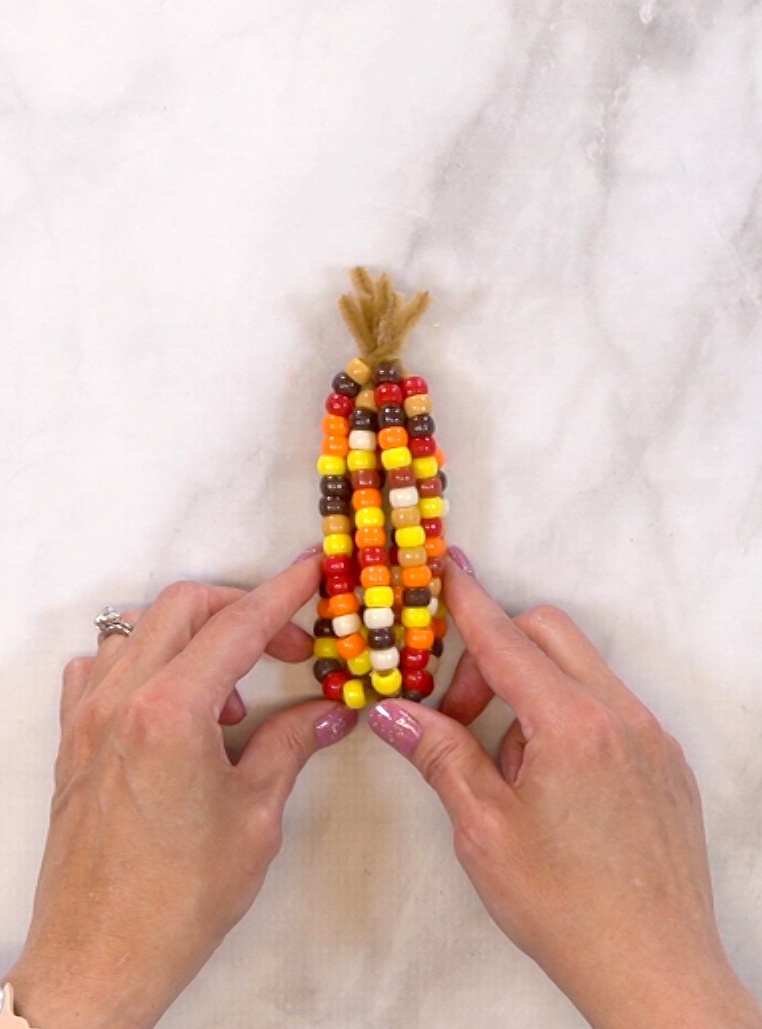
[5,553,356,1029]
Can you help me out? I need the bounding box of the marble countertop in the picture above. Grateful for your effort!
[1,1,761,1026]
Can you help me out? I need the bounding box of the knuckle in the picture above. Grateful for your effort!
[76,692,114,734]
[116,684,185,741]
[516,603,569,636]
[454,801,507,864]
[247,802,283,861]
[419,734,467,791]
[63,656,93,682]
[629,706,664,742]
[157,580,211,611]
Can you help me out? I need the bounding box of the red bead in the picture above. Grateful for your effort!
[387,466,416,488]
[375,382,403,407]
[358,546,387,568]
[422,517,443,537]
[323,669,350,701]
[351,469,382,490]
[401,376,428,398]
[321,554,353,577]
[428,556,445,577]
[402,669,434,697]
[417,476,442,497]
[325,574,356,596]
[400,646,429,670]
[409,435,436,457]
[389,545,399,566]
[325,392,354,417]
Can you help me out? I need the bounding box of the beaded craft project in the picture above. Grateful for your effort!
[313,268,448,709]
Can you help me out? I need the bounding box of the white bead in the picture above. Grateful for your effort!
[348,430,376,451]
[332,613,361,637]
[427,655,439,675]
[441,498,450,516]
[369,646,399,671]
[363,606,394,629]
[389,486,419,509]
[428,597,439,617]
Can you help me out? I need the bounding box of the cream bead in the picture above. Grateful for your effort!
[348,429,377,451]
[332,613,361,637]
[363,607,394,629]
[369,646,400,671]
[389,486,419,509]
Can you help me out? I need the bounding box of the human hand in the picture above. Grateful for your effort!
[368,554,762,1029]
[5,554,357,1029]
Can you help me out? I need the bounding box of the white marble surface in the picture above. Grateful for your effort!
[2,0,762,1025]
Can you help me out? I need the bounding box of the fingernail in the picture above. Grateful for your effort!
[448,546,475,576]
[314,706,357,748]
[505,748,523,785]
[368,701,422,756]
[293,543,322,564]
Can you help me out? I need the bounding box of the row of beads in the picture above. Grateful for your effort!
[313,357,448,708]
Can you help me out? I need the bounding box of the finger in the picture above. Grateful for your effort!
[513,605,649,719]
[157,556,321,715]
[498,717,527,785]
[367,699,510,828]
[236,699,358,810]
[443,558,578,737]
[219,689,247,725]
[89,608,146,685]
[60,656,95,725]
[264,621,313,663]
[439,649,494,725]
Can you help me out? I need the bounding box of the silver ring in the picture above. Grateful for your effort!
[94,606,135,640]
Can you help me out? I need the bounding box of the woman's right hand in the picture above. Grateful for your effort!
[369,555,762,1029]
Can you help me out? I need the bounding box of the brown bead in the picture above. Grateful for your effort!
[391,506,420,528]
[408,413,435,438]
[351,468,382,490]
[431,637,444,658]
[368,627,395,649]
[332,371,361,398]
[417,477,442,497]
[387,466,415,488]
[322,514,351,535]
[355,388,377,410]
[403,393,432,418]
[377,403,405,428]
[319,496,350,517]
[320,475,352,499]
[371,360,402,385]
[403,587,431,607]
[349,407,379,432]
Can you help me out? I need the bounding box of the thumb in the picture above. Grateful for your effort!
[368,699,508,826]
[236,699,358,811]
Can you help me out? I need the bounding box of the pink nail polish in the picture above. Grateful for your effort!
[294,543,322,564]
[368,701,422,756]
[314,706,357,748]
[447,546,475,576]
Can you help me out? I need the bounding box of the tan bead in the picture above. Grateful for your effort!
[429,577,442,597]
[355,388,377,411]
[390,566,403,586]
[398,545,427,567]
[345,356,372,385]
[404,393,432,418]
[391,505,421,528]
[322,514,351,535]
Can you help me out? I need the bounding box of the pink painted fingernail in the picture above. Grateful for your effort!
[314,706,357,748]
[448,546,475,576]
[368,701,422,756]
[293,542,322,564]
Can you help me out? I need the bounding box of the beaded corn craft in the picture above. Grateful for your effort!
[313,268,448,709]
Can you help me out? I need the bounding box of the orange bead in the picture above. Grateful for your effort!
[352,488,383,511]
[328,592,360,617]
[336,632,366,659]
[401,565,433,587]
[378,426,408,450]
[431,616,447,638]
[355,526,386,548]
[405,627,435,650]
[424,536,447,558]
[393,585,404,607]
[360,565,391,588]
[317,597,332,619]
[435,447,446,467]
[321,435,349,457]
[321,413,350,436]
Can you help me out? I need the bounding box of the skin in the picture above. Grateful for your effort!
[371,557,762,1029]
[3,551,761,1028]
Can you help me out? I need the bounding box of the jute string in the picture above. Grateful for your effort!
[337,267,431,370]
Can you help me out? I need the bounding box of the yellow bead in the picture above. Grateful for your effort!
[371,668,402,696]
[317,454,347,476]
[343,678,367,708]
[347,449,378,472]
[364,585,394,608]
[345,356,372,385]
[393,624,405,649]
[436,600,448,618]
[323,533,353,556]
[412,456,438,479]
[348,649,372,676]
[419,497,444,518]
[395,525,425,548]
[355,506,385,529]
[313,638,339,659]
[402,606,432,628]
[381,446,412,470]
